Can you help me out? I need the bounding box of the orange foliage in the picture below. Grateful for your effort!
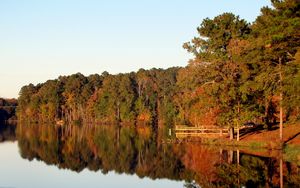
[137,110,151,122]
[178,143,221,183]
[188,86,220,126]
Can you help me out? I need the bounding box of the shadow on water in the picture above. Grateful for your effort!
[5,122,300,187]
[0,122,16,142]
[0,109,10,121]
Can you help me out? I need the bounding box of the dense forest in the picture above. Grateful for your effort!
[17,0,300,135]
[0,98,17,122]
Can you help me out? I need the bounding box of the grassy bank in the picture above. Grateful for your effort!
[176,123,300,160]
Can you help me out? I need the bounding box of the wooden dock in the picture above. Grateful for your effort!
[175,125,228,138]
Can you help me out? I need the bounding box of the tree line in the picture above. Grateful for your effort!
[17,0,300,136]
[17,68,179,127]
[0,98,17,122]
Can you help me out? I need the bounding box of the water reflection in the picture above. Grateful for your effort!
[17,124,189,181]
[1,123,300,187]
[0,123,16,142]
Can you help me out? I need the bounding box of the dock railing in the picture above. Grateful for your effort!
[175,125,228,138]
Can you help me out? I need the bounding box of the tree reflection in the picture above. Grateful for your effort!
[0,123,16,142]
[17,123,191,181]
[16,123,300,187]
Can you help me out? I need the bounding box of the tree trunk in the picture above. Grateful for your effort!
[265,99,270,129]
[237,102,240,141]
[279,58,283,141]
[138,81,141,97]
[280,92,283,141]
[116,101,120,122]
[280,157,283,188]
[237,126,240,141]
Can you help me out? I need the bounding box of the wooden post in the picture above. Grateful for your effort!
[229,127,234,140]
[228,150,233,164]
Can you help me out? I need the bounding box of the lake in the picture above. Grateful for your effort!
[0,123,299,188]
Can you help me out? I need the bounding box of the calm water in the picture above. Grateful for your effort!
[0,123,300,188]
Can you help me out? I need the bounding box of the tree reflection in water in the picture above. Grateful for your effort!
[0,123,16,142]
[14,123,300,187]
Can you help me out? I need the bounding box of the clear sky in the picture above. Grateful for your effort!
[0,0,271,98]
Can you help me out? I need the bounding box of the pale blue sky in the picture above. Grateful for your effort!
[0,0,271,98]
